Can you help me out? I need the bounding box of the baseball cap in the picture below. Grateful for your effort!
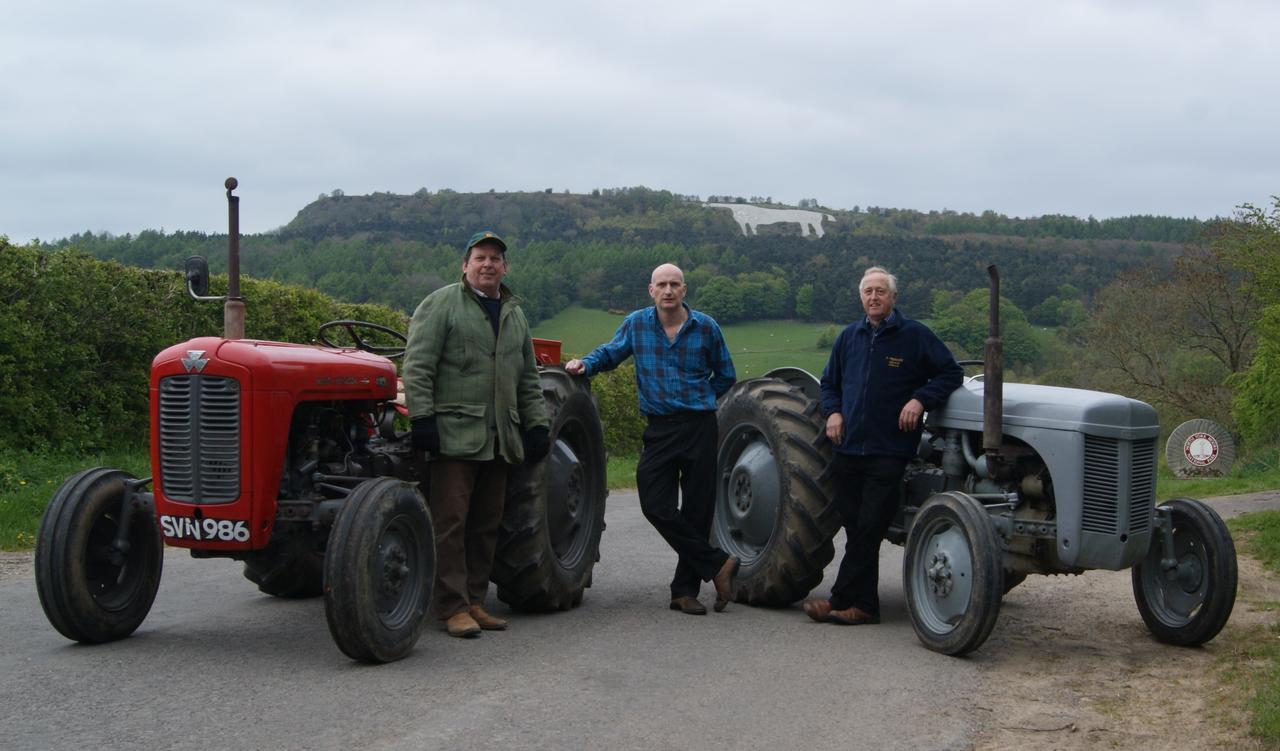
[465,230,507,254]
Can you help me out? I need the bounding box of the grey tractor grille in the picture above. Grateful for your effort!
[1128,438,1156,535]
[1081,435,1156,536]
[159,375,241,503]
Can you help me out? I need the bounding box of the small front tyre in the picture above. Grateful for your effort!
[35,468,163,644]
[903,492,1003,656]
[324,478,435,663]
[1132,497,1237,647]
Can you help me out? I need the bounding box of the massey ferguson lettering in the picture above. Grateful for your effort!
[315,375,371,386]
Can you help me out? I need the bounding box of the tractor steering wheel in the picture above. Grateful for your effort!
[317,320,408,359]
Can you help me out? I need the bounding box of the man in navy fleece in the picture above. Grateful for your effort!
[805,266,963,626]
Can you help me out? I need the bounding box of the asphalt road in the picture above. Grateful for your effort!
[6,489,1275,751]
[2,489,986,751]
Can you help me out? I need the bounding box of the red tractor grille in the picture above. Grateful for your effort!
[159,375,241,503]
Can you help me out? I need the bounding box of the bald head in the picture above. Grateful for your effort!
[649,263,688,317]
[651,263,684,285]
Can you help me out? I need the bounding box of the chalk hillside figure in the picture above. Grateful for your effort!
[705,202,836,238]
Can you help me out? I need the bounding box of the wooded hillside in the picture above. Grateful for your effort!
[45,187,1197,326]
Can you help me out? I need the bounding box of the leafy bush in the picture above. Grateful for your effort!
[0,240,407,455]
[816,324,839,349]
[589,364,645,456]
[1234,309,1280,447]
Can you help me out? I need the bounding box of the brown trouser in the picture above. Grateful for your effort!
[428,457,510,620]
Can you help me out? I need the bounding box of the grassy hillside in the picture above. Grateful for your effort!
[533,306,834,378]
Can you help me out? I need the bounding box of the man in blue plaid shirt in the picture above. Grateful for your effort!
[566,263,740,615]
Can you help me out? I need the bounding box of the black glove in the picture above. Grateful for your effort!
[411,416,440,454]
[522,425,551,464]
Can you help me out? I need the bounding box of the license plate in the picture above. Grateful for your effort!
[159,515,250,542]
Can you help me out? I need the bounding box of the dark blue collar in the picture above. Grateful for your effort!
[859,308,900,333]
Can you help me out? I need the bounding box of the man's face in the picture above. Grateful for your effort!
[860,272,896,323]
[462,242,508,296]
[648,267,687,312]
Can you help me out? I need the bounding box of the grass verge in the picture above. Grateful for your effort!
[1158,444,1280,501]
[607,454,639,491]
[0,446,150,550]
[1225,511,1280,745]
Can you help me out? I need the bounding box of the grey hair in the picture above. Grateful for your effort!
[861,266,898,294]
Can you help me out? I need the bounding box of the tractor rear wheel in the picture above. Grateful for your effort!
[1132,497,1237,646]
[35,468,163,644]
[242,528,324,598]
[493,368,608,611]
[324,478,434,663]
[904,491,1003,656]
[712,377,838,606]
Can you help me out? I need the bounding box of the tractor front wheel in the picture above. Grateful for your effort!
[35,468,163,644]
[324,478,435,663]
[1132,497,1237,646]
[903,491,1003,656]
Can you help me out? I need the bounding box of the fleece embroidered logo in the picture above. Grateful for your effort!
[886,356,903,368]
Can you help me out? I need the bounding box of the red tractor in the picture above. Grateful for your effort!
[35,179,608,662]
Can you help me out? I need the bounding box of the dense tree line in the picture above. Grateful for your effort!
[283,188,1207,245]
[45,186,1189,331]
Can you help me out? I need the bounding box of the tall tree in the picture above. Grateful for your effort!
[1082,231,1259,430]
[1222,199,1280,445]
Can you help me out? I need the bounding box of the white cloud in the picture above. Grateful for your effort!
[2,0,1277,241]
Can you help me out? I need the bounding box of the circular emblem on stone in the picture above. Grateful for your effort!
[1165,419,1234,478]
[1183,432,1219,466]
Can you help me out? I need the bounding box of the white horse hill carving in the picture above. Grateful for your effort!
[705,202,836,238]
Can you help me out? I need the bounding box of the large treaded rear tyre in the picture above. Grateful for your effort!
[712,377,839,606]
[35,468,163,644]
[242,528,325,599]
[324,478,434,663]
[493,368,608,611]
[1132,497,1237,647]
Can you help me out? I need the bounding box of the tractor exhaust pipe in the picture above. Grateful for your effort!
[223,177,245,339]
[983,264,1007,476]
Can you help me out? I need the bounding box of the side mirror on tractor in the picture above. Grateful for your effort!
[185,255,210,299]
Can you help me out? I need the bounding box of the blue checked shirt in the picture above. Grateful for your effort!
[581,304,736,415]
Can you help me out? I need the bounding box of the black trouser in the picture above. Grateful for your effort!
[635,411,729,599]
[828,453,909,615]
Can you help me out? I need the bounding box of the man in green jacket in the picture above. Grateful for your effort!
[402,231,551,638]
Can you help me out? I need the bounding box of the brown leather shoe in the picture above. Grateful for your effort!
[713,555,740,612]
[444,611,482,638]
[669,595,708,615]
[802,598,833,623]
[829,606,879,625]
[469,604,508,631]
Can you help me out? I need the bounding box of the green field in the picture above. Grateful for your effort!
[533,305,836,378]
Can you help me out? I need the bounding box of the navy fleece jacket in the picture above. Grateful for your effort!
[819,309,963,458]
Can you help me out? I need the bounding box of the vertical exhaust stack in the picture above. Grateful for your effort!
[224,177,245,339]
[983,264,1007,476]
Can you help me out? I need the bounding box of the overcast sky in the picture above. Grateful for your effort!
[3,0,1277,243]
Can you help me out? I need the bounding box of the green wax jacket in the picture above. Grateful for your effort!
[402,277,549,463]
